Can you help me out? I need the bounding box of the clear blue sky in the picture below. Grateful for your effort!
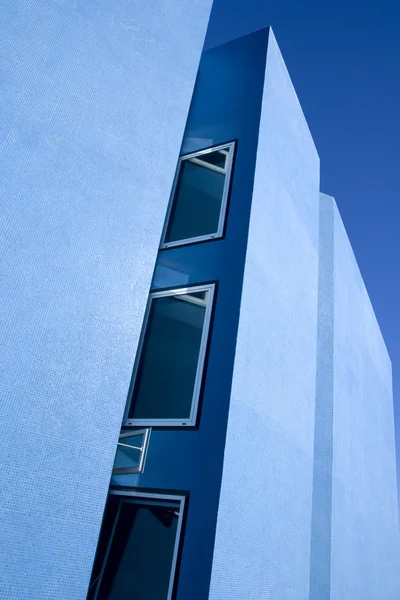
[206,0,400,479]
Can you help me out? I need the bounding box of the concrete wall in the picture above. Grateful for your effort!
[208,30,320,600]
[328,194,400,600]
[0,1,211,598]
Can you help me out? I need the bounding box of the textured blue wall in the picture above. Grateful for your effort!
[0,1,212,598]
[309,193,335,600]
[208,30,320,600]
[327,194,400,600]
[112,30,270,599]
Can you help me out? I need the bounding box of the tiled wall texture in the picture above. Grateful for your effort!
[329,194,400,600]
[208,29,320,600]
[1,7,399,598]
[0,1,212,598]
[208,31,399,600]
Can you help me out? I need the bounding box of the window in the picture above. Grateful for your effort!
[124,284,215,427]
[87,491,185,600]
[161,142,235,248]
[113,429,151,475]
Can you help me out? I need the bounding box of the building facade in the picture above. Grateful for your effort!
[0,5,399,600]
[0,0,213,598]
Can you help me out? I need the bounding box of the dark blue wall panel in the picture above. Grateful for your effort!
[112,29,270,600]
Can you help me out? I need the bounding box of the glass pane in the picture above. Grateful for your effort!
[129,290,208,421]
[93,498,180,600]
[87,497,120,600]
[196,149,227,169]
[164,146,231,244]
[113,431,148,473]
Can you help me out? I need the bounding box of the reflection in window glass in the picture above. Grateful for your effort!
[163,144,234,246]
[87,495,183,600]
[127,287,213,425]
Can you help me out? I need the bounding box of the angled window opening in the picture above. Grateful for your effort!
[161,142,235,248]
[87,491,186,600]
[124,283,215,428]
[112,429,152,475]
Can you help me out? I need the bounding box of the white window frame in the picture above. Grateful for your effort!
[90,490,186,600]
[160,141,236,249]
[124,283,215,427]
[112,428,152,475]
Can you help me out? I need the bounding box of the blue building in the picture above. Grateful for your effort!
[0,3,399,600]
